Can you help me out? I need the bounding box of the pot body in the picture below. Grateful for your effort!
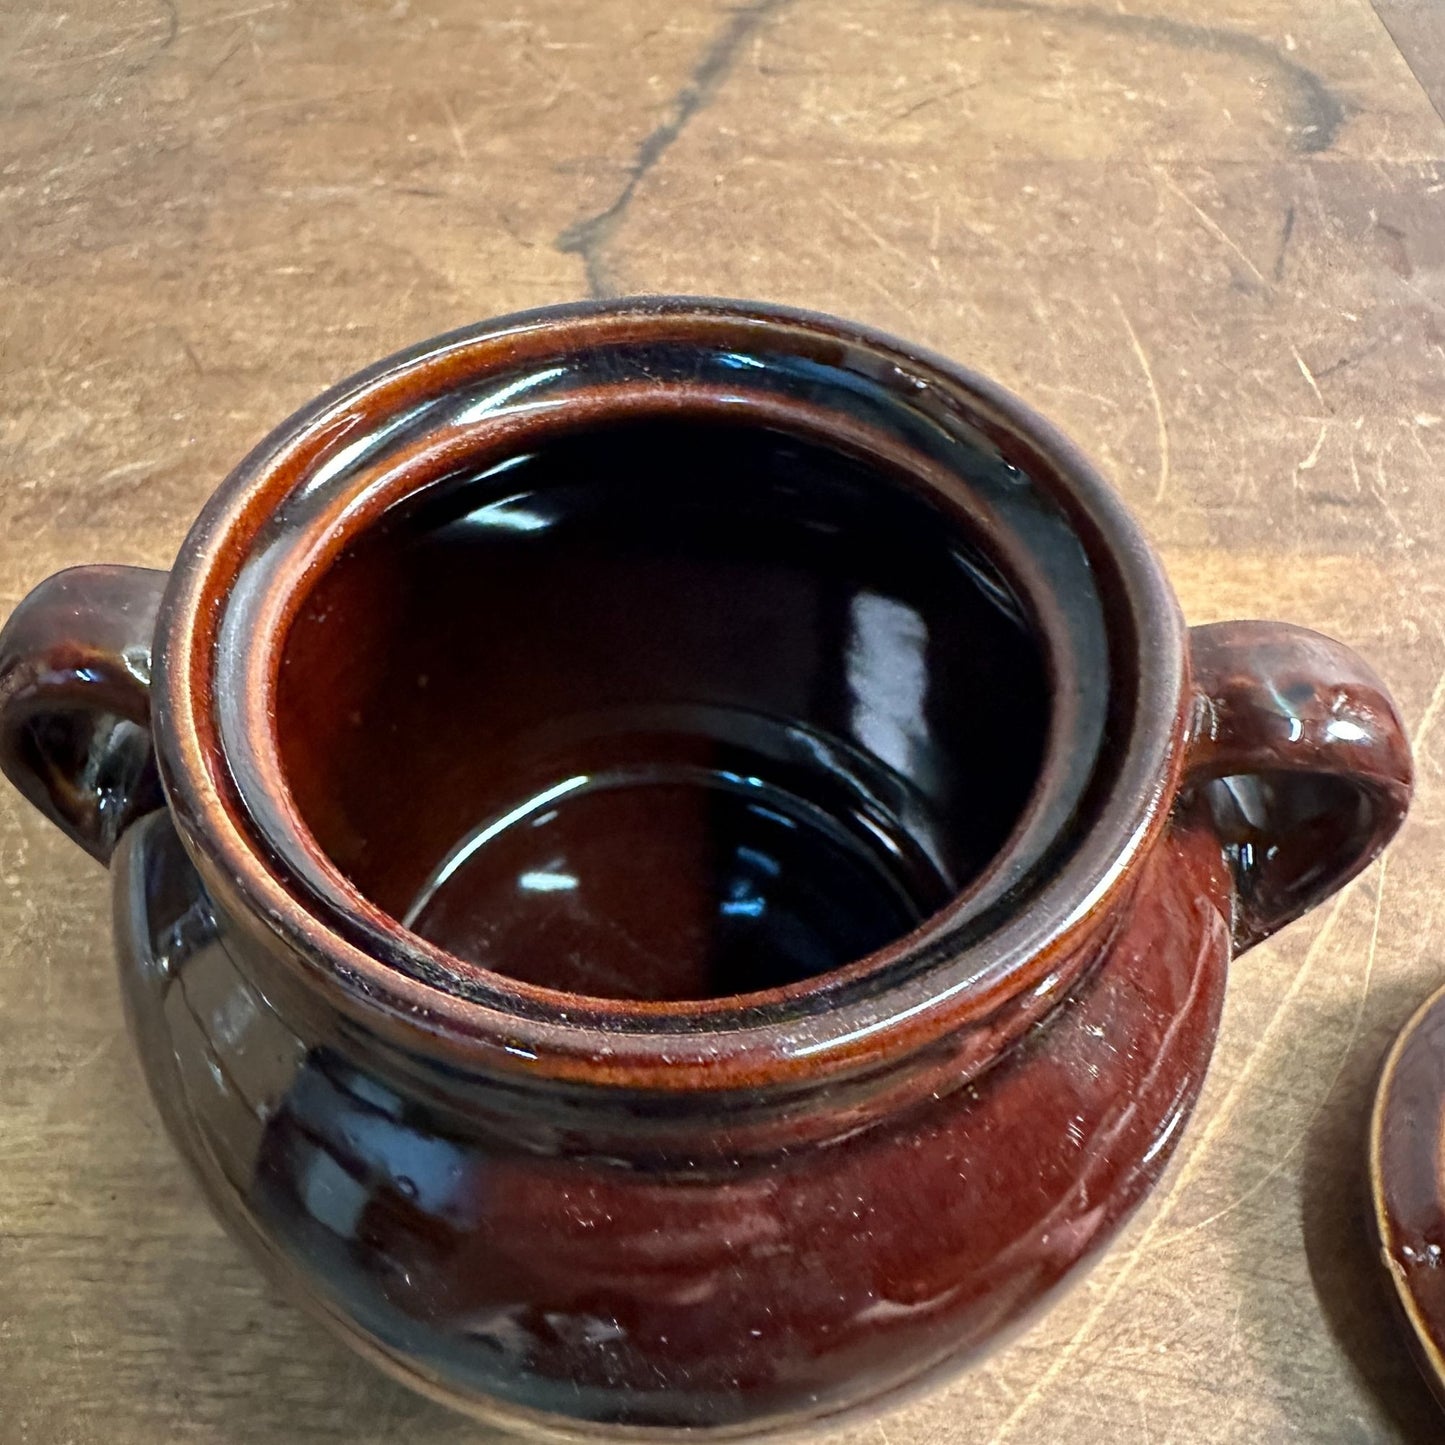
[0,302,1414,1439]
[112,797,1231,1438]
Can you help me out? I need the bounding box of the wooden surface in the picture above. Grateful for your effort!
[1,1,1443,1440]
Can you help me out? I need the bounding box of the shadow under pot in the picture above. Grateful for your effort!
[0,298,1414,1439]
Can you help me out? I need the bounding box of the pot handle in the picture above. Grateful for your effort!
[0,566,170,865]
[1185,620,1412,953]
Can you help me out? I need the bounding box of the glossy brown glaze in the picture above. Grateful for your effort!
[0,299,1416,1438]
[1370,985,1445,1411]
[1186,620,1414,950]
[112,802,1233,1436]
[0,565,167,863]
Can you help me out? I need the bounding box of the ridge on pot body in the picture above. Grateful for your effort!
[0,299,1414,1439]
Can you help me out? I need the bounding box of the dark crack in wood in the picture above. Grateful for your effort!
[955,0,1348,154]
[556,0,794,298]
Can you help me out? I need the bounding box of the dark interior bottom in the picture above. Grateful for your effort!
[404,757,935,1002]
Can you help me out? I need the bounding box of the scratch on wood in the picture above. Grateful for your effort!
[1159,171,1267,285]
[1413,662,1445,759]
[820,192,936,287]
[27,0,176,73]
[0,1034,120,1152]
[1053,383,1121,412]
[880,80,977,130]
[847,262,915,316]
[94,458,161,487]
[1404,422,1436,468]
[176,2,285,36]
[1371,447,1413,548]
[203,35,245,81]
[1112,294,1170,503]
[1291,344,1326,411]
[438,95,469,165]
[1315,337,1383,381]
[1295,421,1328,481]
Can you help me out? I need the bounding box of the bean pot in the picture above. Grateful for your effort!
[0,298,1413,1439]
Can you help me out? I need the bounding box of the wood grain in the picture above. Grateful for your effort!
[2,1,1443,1440]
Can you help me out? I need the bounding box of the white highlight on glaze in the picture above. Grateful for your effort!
[518,870,579,892]
[303,401,437,497]
[402,775,591,926]
[1326,717,1369,743]
[454,366,568,422]
[845,592,927,779]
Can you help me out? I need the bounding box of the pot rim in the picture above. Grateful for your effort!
[152,296,1190,1091]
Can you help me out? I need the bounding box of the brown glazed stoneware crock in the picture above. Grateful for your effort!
[0,298,1414,1439]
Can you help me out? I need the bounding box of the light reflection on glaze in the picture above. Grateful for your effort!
[453,366,570,422]
[401,774,592,927]
[845,592,929,780]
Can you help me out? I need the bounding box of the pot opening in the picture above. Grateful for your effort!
[273,411,1053,1003]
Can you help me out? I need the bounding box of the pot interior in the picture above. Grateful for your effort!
[274,412,1052,1002]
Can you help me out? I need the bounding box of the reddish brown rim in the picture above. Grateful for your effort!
[1369,981,1445,1406]
[233,386,1076,1014]
[152,297,1190,1090]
